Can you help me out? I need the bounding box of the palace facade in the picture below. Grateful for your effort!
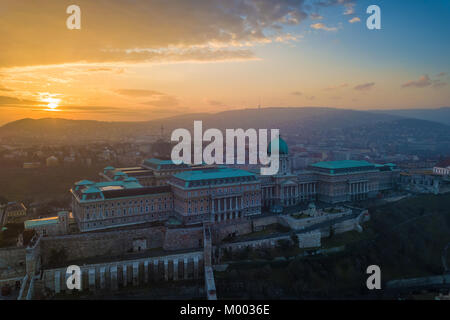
[71,138,399,231]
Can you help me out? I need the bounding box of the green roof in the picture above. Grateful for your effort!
[268,137,288,155]
[92,180,143,189]
[145,158,176,165]
[310,160,374,170]
[25,217,59,228]
[75,180,94,186]
[174,168,255,181]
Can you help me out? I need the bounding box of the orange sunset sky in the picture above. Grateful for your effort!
[0,0,449,125]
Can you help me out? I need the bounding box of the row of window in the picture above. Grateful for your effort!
[186,176,257,188]
[85,203,172,220]
[84,197,171,209]
[186,184,259,197]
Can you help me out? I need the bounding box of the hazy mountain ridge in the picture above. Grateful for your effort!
[372,107,450,126]
[0,107,448,143]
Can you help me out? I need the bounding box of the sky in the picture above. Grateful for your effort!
[0,0,449,125]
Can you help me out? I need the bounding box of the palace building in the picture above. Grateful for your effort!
[71,137,398,231]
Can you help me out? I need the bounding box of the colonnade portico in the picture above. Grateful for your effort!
[262,182,317,207]
[50,252,204,294]
[349,181,369,201]
[211,195,243,223]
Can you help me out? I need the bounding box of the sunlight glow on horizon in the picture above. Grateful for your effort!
[41,96,61,111]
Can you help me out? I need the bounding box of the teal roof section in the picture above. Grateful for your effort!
[75,180,94,186]
[84,186,101,194]
[310,160,374,170]
[174,168,255,181]
[25,217,59,228]
[145,158,176,165]
[268,137,288,155]
[92,180,143,189]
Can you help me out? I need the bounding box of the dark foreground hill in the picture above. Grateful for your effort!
[215,193,450,299]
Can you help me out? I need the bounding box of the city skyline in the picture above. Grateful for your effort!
[0,0,449,125]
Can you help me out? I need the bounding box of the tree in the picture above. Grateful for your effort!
[0,195,7,205]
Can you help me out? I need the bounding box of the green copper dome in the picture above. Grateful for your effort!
[268,137,288,155]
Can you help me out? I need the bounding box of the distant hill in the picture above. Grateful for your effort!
[146,107,403,132]
[373,107,450,126]
[0,107,448,144]
[0,118,152,143]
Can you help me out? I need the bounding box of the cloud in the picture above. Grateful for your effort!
[432,81,447,88]
[0,0,314,68]
[324,83,348,91]
[436,72,447,77]
[310,23,338,31]
[402,75,432,88]
[143,95,179,108]
[0,86,13,92]
[115,89,165,97]
[205,100,228,108]
[0,0,359,68]
[59,105,122,112]
[291,91,303,96]
[310,13,323,20]
[348,17,360,23]
[354,82,375,91]
[343,3,355,15]
[0,95,40,107]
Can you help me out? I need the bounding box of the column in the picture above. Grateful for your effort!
[64,270,71,293]
[184,258,189,280]
[88,268,95,291]
[100,267,106,289]
[164,260,169,281]
[218,199,221,212]
[224,197,227,212]
[153,259,159,281]
[193,256,199,279]
[173,259,178,281]
[211,199,215,213]
[144,261,149,283]
[132,262,139,286]
[123,264,128,286]
[110,265,118,290]
[144,261,149,284]
[54,271,61,294]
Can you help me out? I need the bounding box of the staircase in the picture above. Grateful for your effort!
[203,223,217,300]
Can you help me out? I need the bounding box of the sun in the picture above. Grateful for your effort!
[42,97,61,110]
